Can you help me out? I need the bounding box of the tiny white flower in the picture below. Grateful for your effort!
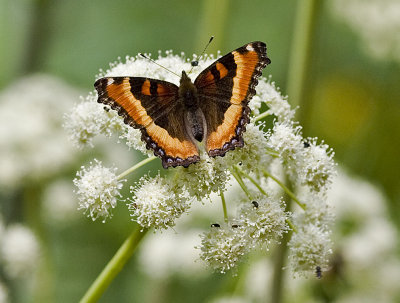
[198,223,251,274]
[221,122,273,176]
[251,77,295,121]
[64,96,125,148]
[119,127,152,157]
[288,223,332,276]
[172,154,229,201]
[0,224,40,279]
[295,138,336,191]
[128,174,191,230]
[267,122,303,162]
[74,160,124,222]
[238,196,289,246]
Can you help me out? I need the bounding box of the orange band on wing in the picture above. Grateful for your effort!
[206,104,242,150]
[106,79,152,126]
[141,79,151,95]
[146,123,198,159]
[230,50,259,105]
[216,62,229,79]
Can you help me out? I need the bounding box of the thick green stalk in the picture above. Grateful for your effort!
[80,227,149,303]
[271,1,320,302]
[286,0,320,124]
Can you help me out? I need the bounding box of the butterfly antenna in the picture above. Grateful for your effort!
[188,36,214,74]
[139,53,181,78]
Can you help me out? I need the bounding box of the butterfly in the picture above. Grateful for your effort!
[95,41,270,168]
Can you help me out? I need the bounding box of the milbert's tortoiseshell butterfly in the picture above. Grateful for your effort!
[95,41,270,168]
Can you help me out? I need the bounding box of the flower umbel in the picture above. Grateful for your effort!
[66,48,335,278]
[74,159,124,222]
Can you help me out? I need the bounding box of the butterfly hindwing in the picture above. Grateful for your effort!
[95,77,200,168]
[194,41,270,157]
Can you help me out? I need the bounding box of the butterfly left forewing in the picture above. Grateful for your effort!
[194,41,270,157]
[95,77,200,168]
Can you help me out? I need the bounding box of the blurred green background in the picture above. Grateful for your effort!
[1,0,399,302]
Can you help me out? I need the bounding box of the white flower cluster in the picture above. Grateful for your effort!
[128,174,192,230]
[66,50,335,276]
[74,160,124,222]
[0,75,81,190]
[267,122,336,192]
[330,0,400,62]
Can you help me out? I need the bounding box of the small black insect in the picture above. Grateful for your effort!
[252,201,259,208]
[211,223,220,228]
[315,266,322,279]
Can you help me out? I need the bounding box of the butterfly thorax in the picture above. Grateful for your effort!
[179,71,198,108]
[179,71,206,143]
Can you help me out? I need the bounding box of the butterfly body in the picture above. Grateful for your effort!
[95,41,270,168]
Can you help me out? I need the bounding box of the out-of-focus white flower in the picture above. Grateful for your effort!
[330,0,400,62]
[343,218,397,269]
[74,160,124,222]
[0,74,81,189]
[0,224,40,279]
[42,179,79,223]
[329,169,386,220]
[0,281,8,303]
[138,229,205,279]
[128,174,192,230]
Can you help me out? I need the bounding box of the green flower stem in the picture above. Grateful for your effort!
[254,111,270,122]
[219,189,229,222]
[234,165,267,196]
[271,187,293,303]
[266,148,280,158]
[80,226,149,303]
[286,218,297,233]
[231,166,253,200]
[262,169,306,210]
[117,156,157,180]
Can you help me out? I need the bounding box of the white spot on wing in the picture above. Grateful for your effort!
[107,78,114,85]
[246,44,255,51]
